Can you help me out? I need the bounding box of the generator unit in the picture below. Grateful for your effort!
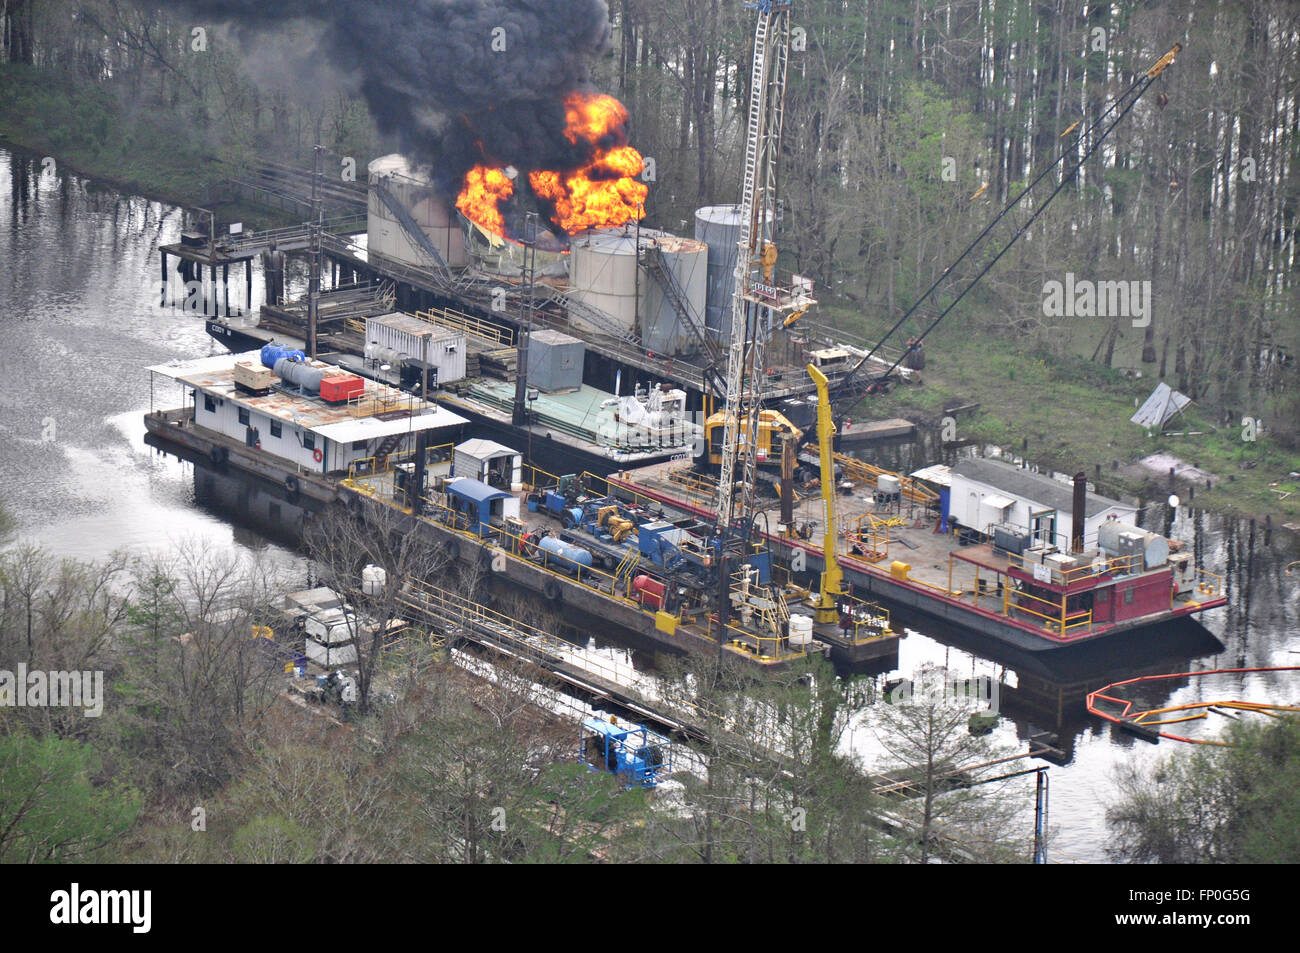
[993,523,1031,556]
[580,716,672,787]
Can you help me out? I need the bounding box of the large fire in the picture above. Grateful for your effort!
[454,164,515,237]
[456,92,648,240]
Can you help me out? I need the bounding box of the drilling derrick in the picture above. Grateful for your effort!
[716,0,814,537]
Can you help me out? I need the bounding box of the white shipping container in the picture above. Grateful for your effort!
[365,313,466,384]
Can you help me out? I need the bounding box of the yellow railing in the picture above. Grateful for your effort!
[719,621,807,662]
[810,449,938,505]
[346,442,455,480]
[413,306,514,348]
[1001,584,1092,637]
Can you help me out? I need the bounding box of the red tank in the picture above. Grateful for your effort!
[632,574,665,609]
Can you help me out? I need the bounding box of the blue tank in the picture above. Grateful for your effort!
[538,536,593,576]
[261,344,306,369]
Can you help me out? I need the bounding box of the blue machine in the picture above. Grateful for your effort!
[260,343,306,369]
[540,490,584,528]
[580,716,672,787]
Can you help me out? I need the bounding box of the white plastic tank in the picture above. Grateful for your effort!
[788,614,814,647]
[361,564,387,595]
[368,155,466,269]
[570,228,642,335]
[641,235,708,356]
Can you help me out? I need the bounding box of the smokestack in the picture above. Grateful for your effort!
[1071,472,1087,553]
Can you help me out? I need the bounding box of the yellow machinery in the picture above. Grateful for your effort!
[807,364,844,624]
[698,408,802,470]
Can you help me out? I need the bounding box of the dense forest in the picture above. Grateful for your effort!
[2,1,1295,448]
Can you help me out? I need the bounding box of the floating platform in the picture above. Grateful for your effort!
[604,458,1229,653]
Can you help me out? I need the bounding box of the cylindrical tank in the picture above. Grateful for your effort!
[367,155,467,269]
[788,615,814,647]
[694,205,774,347]
[538,536,593,575]
[570,229,642,335]
[632,574,665,609]
[364,342,407,367]
[361,565,387,595]
[1097,522,1168,568]
[641,235,708,356]
[261,344,305,369]
[275,357,326,395]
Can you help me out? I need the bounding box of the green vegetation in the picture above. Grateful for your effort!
[0,62,215,207]
[1,543,1035,864]
[839,310,1300,522]
[1107,714,1300,863]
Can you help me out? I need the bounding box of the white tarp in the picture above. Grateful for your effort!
[1131,382,1192,430]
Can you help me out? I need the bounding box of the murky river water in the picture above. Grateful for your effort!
[2,147,1297,862]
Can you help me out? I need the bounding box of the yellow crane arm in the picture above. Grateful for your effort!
[807,364,842,623]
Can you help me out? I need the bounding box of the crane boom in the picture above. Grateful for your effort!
[830,42,1184,414]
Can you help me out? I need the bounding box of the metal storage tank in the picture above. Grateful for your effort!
[694,205,742,345]
[641,235,708,356]
[367,155,467,269]
[694,205,772,346]
[569,228,642,336]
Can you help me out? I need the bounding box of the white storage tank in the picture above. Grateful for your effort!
[1097,521,1169,569]
[641,235,708,356]
[368,155,467,269]
[788,614,814,647]
[570,228,642,336]
[361,565,387,595]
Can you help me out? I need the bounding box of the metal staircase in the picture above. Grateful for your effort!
[642,245,724,394]
[370,175,451,276]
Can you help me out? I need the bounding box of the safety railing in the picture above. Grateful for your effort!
[343,381,412,418]
[345,442,455,481]
[718,621,807,662]
[413,306,514,348]
[1192,566,1223,597]
[400,576,639,689]
[1002,584,1092,637]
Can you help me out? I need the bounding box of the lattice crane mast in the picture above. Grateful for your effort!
[715,0,814,538]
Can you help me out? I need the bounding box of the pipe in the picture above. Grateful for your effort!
[1071,471,1087,553]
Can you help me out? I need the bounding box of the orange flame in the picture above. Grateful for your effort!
[455,91,648,239]
[531,92,648,234]
[455,164,515,236]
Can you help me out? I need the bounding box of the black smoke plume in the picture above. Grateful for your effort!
[168,1,614,193]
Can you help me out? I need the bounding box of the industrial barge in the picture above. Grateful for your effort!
[146,347,901,670]
[603,454,1227,653]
